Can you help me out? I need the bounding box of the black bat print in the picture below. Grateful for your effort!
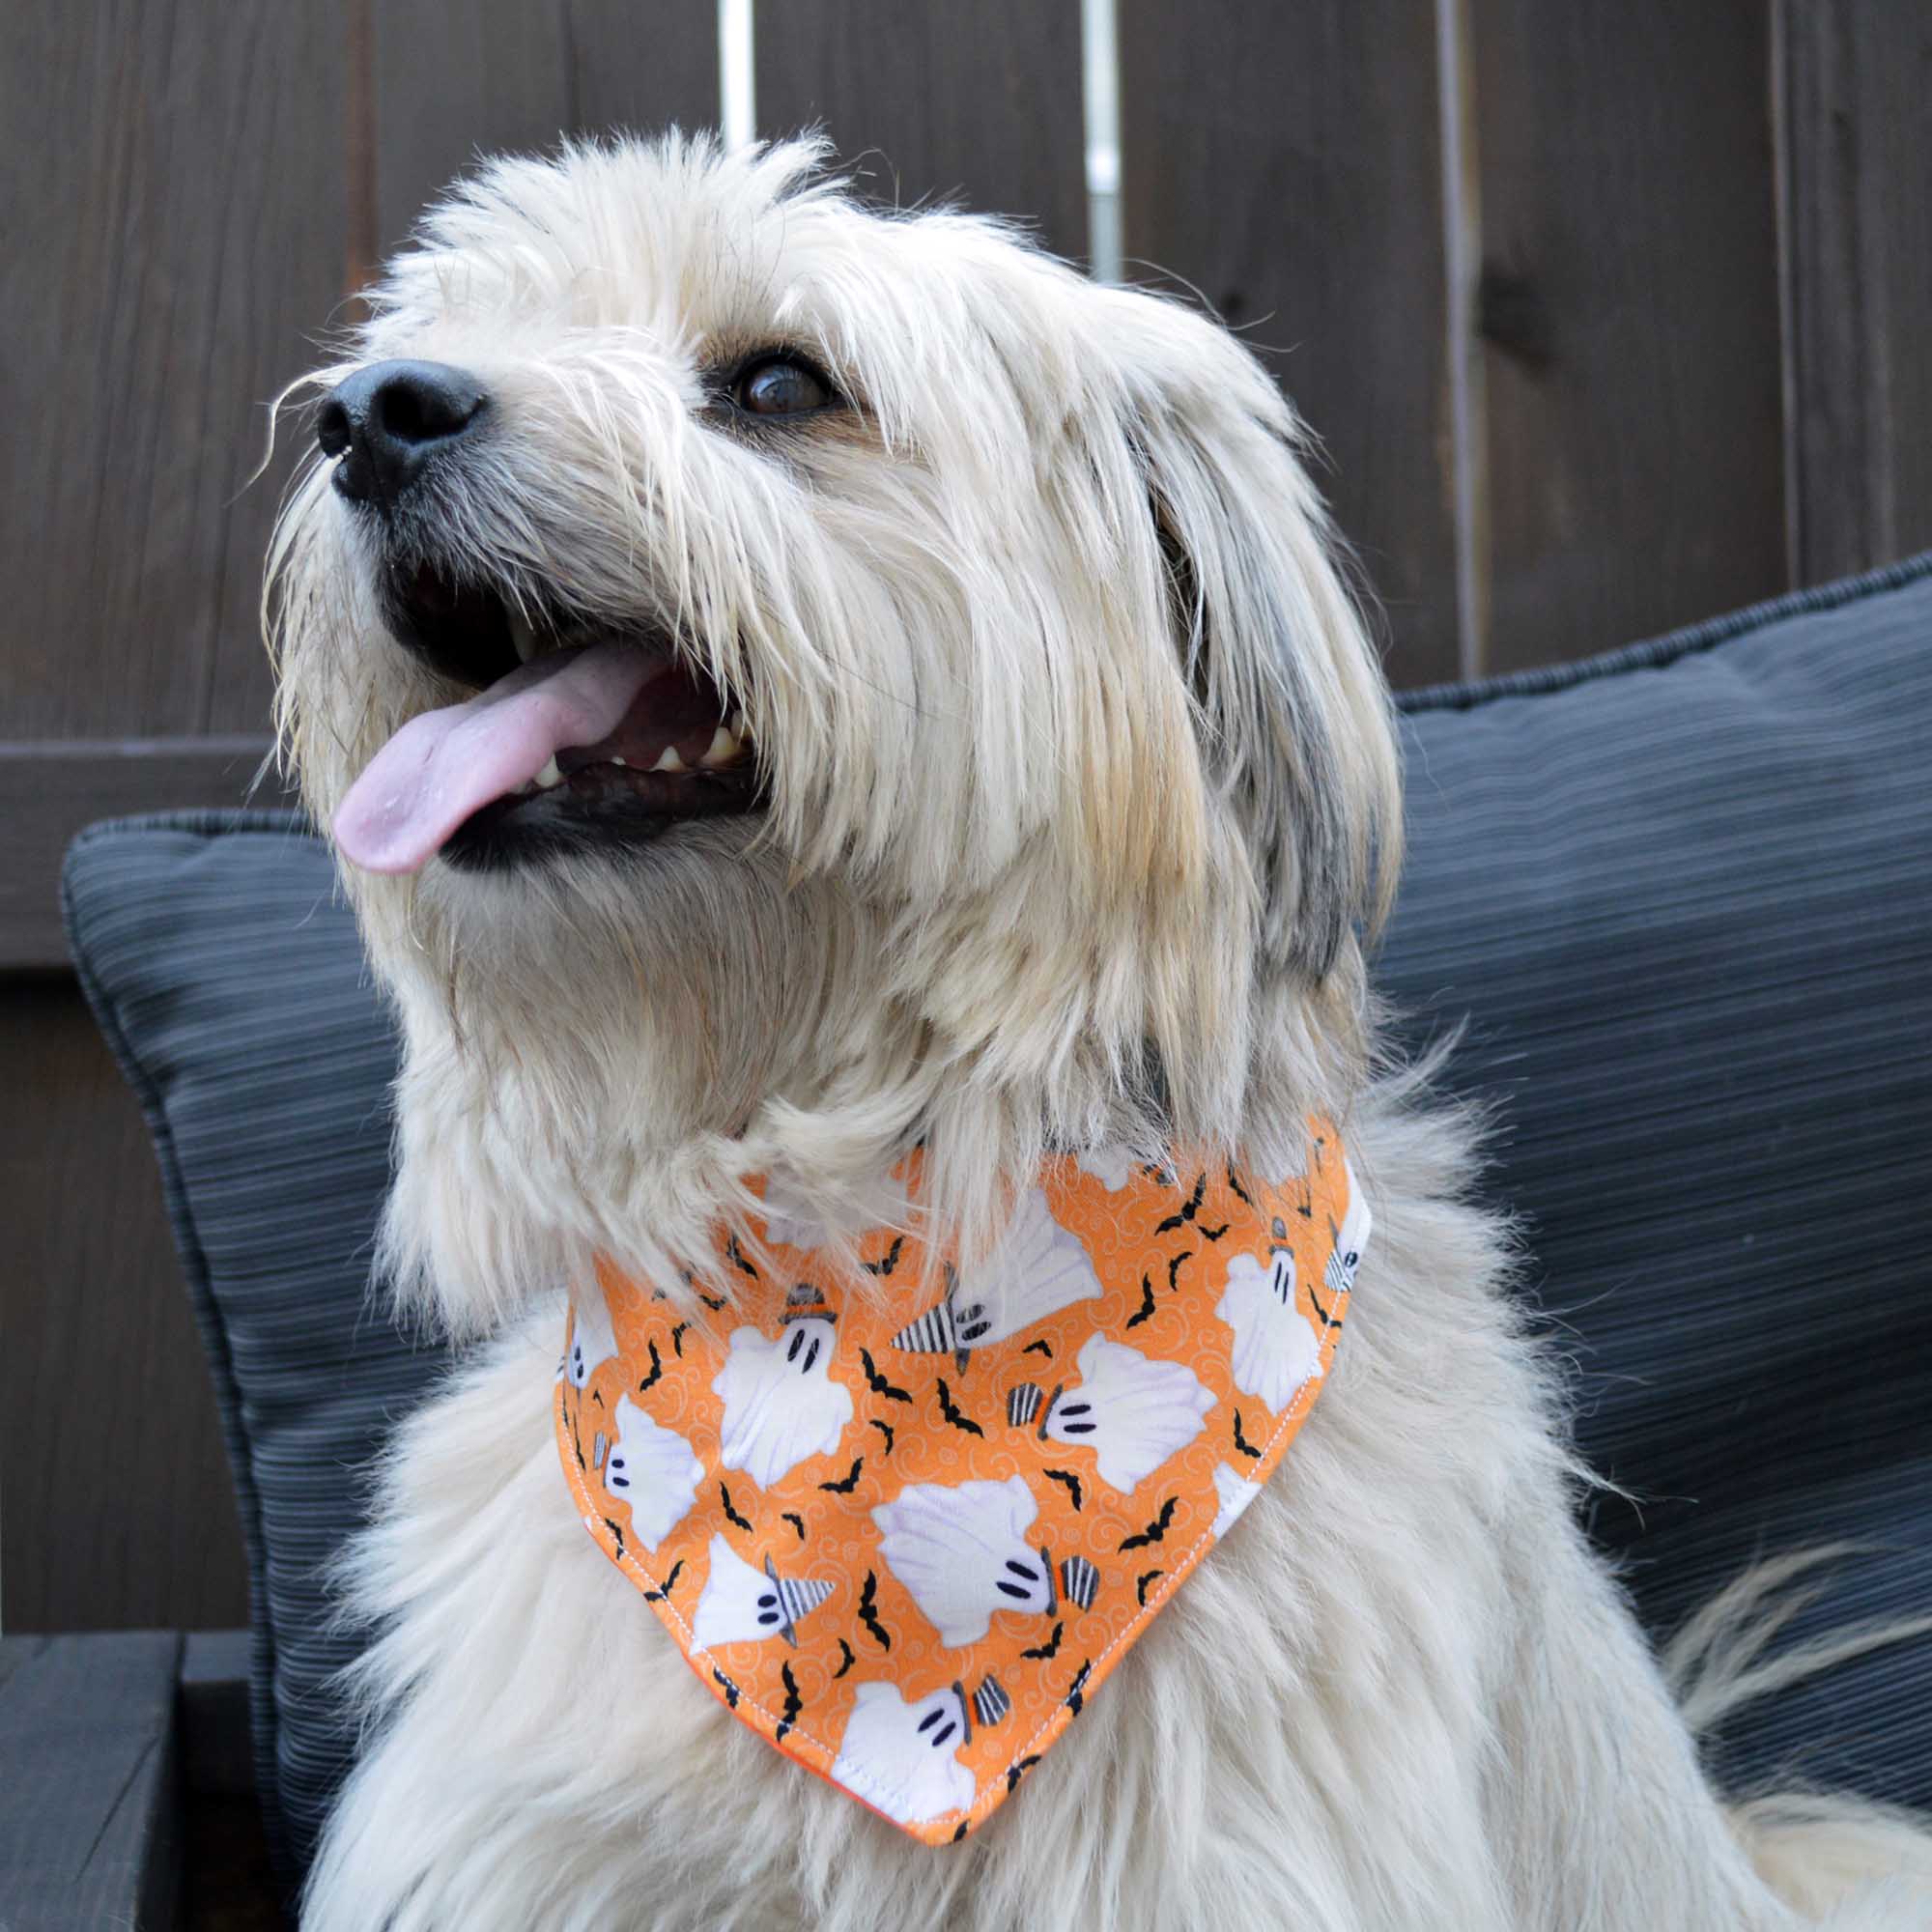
[1232,1408,1263,1460]
[713,1668,740,1709]
[601,1517,627,1560]
[818,1457,865,1495]
[869,1417,896,1456]
[1226,1163,1255,1208]
[590,1388,604,1406]
[1022,1338,1054,1360]
[720,1482,753,1532]
[1006,1754,1042,1794]
[1154,1171,1208,1236]
[669,1322,688,1357]
[681,1267,729,1312]
[1041,1467,1085,1511]
[1020,1621,1064,1662]
[1119,1496,1179,1550]
[834,1637,856,1680]
[776,1662,804,1743]
[935,1378,985,1436]
[859,1571,892,1651]
[781,1512,807,1541]
[861,1235,906,1277]
[640,1557,686,1605]
[859,1347,913,1404]
[1135,1568,1164,1607]
[1065,1660,1092,1716]
[1124,1272,1157,1329]
[724,1234,760,1278]
[1166,1250,1191,1292]
[1198,1220,1229,1242]
[1306,1279,1335,1325]
[637,1339,663,1392]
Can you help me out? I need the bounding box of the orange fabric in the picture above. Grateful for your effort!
[555,1124,1364,1844]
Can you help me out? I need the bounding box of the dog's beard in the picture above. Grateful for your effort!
[266,135,1400,1335]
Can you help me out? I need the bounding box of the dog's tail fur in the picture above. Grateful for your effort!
[1662,1548,1932,1924]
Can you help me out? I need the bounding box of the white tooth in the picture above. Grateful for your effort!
[729,709,748,738]
[651,747,685,774]
[609,754,628,768]
[535,754,563,788]
[509,609,539,664]
[700,724,739,768]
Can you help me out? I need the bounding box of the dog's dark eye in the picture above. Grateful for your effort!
[733,355,833,417]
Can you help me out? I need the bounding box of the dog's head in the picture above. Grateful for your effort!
[268,135,1400,1327]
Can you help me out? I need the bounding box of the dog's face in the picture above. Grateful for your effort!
[268,136,1398,1323]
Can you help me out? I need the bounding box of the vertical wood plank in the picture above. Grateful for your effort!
[1118,1,1460,688]
[0,985,248,1633]
[1777,0,1932,583]
[1470,0,1787,672]
[564,0,723,138]
[372,0,720,258]
[0,0,351,740]
[753,0,1089,265]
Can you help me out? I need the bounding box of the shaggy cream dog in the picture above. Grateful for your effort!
[269,134,1931,1929]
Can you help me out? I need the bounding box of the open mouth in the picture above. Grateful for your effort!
[331,562,764,874]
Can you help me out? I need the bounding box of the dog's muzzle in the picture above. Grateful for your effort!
[316,360,489,509]
[316,360,766,876]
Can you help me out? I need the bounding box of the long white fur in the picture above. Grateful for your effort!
[269,133,1931,1928]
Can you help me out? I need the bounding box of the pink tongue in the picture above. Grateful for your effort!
[333,642,667,874]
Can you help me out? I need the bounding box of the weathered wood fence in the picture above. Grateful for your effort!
[5,0,1928,1630]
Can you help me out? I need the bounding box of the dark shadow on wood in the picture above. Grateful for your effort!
[754,0,1089,266]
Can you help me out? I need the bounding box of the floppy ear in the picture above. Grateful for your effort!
[1106,291,1402,983]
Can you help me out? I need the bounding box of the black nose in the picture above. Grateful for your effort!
[315,359,488,506]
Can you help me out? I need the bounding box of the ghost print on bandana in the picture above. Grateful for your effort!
[565,1287,618,1389]
[693,1533,837,1648]
[554,1122,1364,1845]
[888,1187,1104,1369]
[833,1676,1015,1828]
[1012,1333,1216,1494]
[602,1397,704,1551]
[872,1476,1061,1646]
[712,1290,856,1488]
[1326,1159,1371,1304]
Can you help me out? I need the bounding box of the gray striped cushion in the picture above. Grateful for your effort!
[1382,555,1932,1806]
[62,554,1932,1881]
[63,812,438,1887]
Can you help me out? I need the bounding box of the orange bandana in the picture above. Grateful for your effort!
[555,1125,1365,1844]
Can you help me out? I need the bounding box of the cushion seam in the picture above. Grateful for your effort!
[1396,549,1932,716]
